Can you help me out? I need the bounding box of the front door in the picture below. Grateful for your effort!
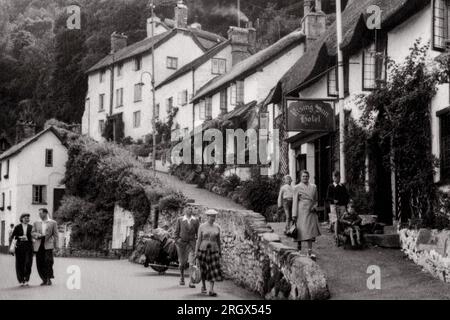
[53,188,65,215]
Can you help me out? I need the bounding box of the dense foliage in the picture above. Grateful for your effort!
[359,41,440,227]
[56,135,186,249]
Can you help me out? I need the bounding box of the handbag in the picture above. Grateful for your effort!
[190,264,202,284]
[286,223,297,238]
[9,239,17,255]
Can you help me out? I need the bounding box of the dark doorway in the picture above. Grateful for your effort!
[53,188,66,215]
[296,154,307,184]
[1,221,5,246]
[314,135,333,207]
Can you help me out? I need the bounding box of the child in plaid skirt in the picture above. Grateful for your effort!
[195,209,223,297]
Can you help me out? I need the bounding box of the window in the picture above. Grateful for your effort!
[134,56,142,71]
[327,67,338,97]
[231,84,237,106]
[212,58,227,75]
[220,89,228,113]
[99,120,105,135]
[439,110,450,181]
[134,83,143,102]
[199,100,206,120]
[433,0,450,51]
[0,162,2,181]
[178,90,188,106]
[155,103,160,119]
[133,111,141,128]
[32,185,47,205]
[8,190,11,210]
[166,97,174,113]
[4,160,9,179]
[117,63,123,77]
[0,193,4,210]
[45,149,53,167]
[205,97,212,120]
[167,57,178,70]
[362,33,387,91]
[99,70,106,83]
[116,88,124,107]
[99,94,105,111]
[236,80,245,104]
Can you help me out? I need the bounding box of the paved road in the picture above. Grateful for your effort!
[271,223,450,300]
[157,172,245,210]
[0,254,258,300]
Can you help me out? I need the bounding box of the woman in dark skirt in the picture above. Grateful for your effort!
[195,209,223,297]
[11,213,34,286]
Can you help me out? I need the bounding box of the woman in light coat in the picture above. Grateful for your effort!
[292,170,320,260]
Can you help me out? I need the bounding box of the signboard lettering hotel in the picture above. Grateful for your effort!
[286,99,335,132]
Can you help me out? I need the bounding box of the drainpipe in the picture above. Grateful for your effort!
[192,68,195,132]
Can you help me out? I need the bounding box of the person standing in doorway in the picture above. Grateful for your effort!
[175,207,200,288]
[326,171,349,245]
[292,170,320,260]
[278,175,294,234]
[11,214,33,286]
[8,223,15,245]
[32,208,58,286]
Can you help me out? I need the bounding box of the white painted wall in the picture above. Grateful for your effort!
[0,131,67,245]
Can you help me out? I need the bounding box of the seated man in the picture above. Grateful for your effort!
[339,201,362,247]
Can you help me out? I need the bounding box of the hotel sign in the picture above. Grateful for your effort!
[286,99,335,132]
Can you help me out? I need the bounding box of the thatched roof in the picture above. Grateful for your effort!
[192,30,306,103]
[87,27,225,74]
[275,0,431,100]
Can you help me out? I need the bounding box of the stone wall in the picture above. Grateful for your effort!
[400,228,450,283]
[158,204,330,300]
[55,247,132,259]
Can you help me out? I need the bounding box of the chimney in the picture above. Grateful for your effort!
[110,32,128,54]
[174,0,188,29]
[228,26,251,66]
[247,23,256,53]
[302,0,326,43]
[147,16,166,37]
[15,121,36,144]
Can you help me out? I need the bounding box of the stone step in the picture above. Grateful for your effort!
[383,225,397,235]
[363,233,400,248]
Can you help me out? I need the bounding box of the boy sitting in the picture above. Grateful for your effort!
[339,201,362,247]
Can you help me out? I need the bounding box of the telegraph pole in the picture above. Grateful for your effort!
[150,0,157,176]
[336,0,346,183]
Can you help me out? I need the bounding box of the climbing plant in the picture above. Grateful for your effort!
[359,41,441,226]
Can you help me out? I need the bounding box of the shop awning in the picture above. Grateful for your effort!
[286,131,329,149]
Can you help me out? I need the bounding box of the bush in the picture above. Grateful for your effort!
[240,174,282,215]
[158,192,187,213]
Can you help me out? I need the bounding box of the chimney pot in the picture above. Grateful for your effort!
[110,32,128,53]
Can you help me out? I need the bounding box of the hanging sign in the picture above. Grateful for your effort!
[286,99,335,132]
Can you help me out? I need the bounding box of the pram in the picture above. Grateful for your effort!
[335,215,364,250]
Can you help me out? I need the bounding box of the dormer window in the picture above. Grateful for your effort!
[212,58,226,75]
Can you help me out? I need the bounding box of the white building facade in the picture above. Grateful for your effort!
[82,1,225,142]
[0,127,68,248]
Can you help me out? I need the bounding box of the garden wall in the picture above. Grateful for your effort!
[400,228,450,283]
[159,204,330,300]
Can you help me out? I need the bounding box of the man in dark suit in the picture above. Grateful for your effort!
[32,208,58,286]
[11,214,33,286]
[174,207,200,287]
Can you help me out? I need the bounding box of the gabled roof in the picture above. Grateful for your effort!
[276,0,431,99]
[192,30,306,103]
[155,39,231,89]
[87,27,226,74]
[0,127,67,161]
